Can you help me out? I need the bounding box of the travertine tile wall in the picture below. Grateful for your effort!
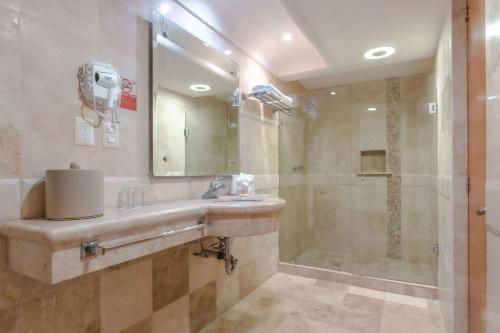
[0,235,278,333]
[435,0,469,331]
[0,0,299,331]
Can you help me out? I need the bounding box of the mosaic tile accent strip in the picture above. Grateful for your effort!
[386,78,402,259]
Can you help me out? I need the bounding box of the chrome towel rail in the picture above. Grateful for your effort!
[80,218,209,259]
[242,92,292,116]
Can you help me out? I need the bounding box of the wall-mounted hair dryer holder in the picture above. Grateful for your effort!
[78,61,121,127]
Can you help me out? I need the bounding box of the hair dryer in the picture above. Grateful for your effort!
[95,71,119,109]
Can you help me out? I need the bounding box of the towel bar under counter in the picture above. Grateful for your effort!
[80,218,209,259]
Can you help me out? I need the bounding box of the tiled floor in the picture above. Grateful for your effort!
[201,273,444,333]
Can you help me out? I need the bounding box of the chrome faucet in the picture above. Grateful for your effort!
[202,176,226,200]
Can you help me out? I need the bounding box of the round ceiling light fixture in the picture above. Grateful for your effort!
[364,46,396,60]
[329,91,337,95]
[367,107,377,112]
[190,84,211,92]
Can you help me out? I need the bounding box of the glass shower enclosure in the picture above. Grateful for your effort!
[279,73,438,285]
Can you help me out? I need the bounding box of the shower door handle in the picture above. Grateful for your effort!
[476,207,486,216]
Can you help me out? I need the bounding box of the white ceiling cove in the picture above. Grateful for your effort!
[177,0,448,89]
[176,0,328,78]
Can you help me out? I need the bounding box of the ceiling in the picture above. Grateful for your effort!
[176,0,448,89]
[175,0,328,78]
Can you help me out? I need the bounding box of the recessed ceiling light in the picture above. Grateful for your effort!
[283,33,293,42]
[329,91,336,95]
[159,3,170,14]
[224,49,232,56]
[364,47,396,60]
[367,107,377,112]
[190,84,211,92]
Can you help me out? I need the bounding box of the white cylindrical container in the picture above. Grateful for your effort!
[45,168,104,220]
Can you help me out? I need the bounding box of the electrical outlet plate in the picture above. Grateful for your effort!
[75,116,95,146]
[102,121,120,149]
[428,102,438,114]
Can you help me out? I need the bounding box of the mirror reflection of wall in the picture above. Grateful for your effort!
[152,12,240,177]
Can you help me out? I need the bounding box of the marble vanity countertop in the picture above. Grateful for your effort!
[0,196,286,248]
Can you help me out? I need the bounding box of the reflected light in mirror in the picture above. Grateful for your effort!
[189,84,211,91]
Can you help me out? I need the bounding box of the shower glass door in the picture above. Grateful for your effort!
[279,88,354,274]
[279,74,438,286]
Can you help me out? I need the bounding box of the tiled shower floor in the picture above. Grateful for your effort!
[201,273,444,333]
[294,248,436,285]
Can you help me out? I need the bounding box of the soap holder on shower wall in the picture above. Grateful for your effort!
[356,172,392,177]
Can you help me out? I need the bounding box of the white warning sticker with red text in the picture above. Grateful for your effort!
[120,78,137,111]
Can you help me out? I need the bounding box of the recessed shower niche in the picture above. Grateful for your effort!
[359,149,387,174]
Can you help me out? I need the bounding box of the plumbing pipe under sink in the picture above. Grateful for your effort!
[193,237,238,275]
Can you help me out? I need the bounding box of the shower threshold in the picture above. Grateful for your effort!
[278,262,437,300]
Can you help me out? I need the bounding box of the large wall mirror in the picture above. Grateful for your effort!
[151,12,240,177]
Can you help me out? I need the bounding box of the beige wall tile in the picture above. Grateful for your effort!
[153,246,189,311]
[189,240,217,293]
[152,295,189,333]
[21,273,100,333]
[216,260,240,315]
[101,259,152,333]
[0,305,20,333]
[239,260,258,299]
[0,179,20,222]
[0,237,6,273]
[190,281,217,333]
[120,317,152,333]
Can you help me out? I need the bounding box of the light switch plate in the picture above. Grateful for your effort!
[102,121,120,149]
[75,116,95,146]
[428,102,438,114]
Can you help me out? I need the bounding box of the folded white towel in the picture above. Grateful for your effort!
[251,84,293,108]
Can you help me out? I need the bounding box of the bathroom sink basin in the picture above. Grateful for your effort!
[214,196,263,203]
[207,196,285,237]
